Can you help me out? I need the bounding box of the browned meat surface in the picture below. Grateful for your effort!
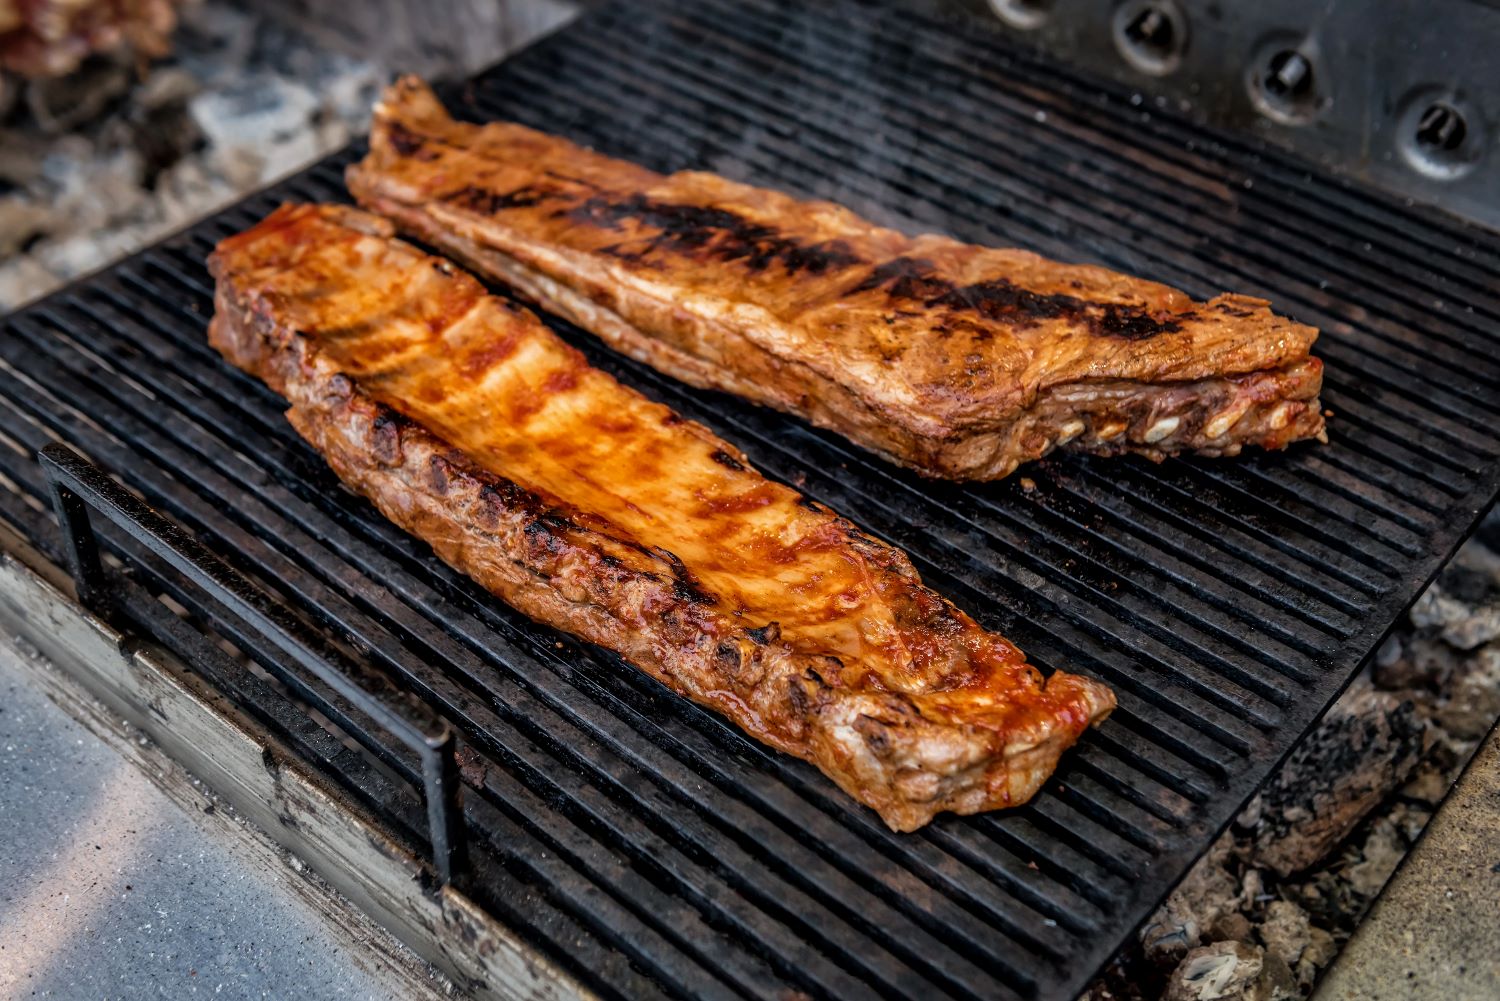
[347,77,1327,482]
[206,203,1115,831]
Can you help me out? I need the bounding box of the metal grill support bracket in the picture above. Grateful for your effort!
[37,442,469,885]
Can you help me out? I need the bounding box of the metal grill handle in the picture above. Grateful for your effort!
[38,442,468,885]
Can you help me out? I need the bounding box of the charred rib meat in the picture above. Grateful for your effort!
[207,204,1115,831]
[348,77,1326,481]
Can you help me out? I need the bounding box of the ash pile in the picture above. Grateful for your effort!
[1085,511,1500,1001]
[0,0,573,313]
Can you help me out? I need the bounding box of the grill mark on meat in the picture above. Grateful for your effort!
[745,623,780,645]
[370,404,417,465]
[561,193,863,276]
[446,183,556,214]
[458,325,525,378]
[709,449,745,471]
[646,545,715,606]
[1213,301,1259,318]
[847,256,954,302]
[386,122,439,160]
[850,257,1182,340]
[386,123,422,156]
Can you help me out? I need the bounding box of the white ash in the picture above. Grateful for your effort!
[1161,941,1297,1001]
[1083,509,1500,1001]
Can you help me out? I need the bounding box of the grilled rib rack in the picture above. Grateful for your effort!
[2,1,1498,998]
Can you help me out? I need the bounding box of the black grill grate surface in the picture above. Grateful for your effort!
[3,1,1499,998]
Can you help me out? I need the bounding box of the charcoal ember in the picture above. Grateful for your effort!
[0,253,53,308]
[1423,730,1469,779]
[1208,911,1253,945]
[1294,926,1337,992]
[1164,942,1261,1001]
[1086,527,1500,1001]
[1388,799,1432,845]
[188,72,321,188]
[1368,634,1416,690]
[1416,591,1500,654]
[28,145,149,280]
[1246,682,1429,876]
[1399,759,1451,805]
[44,140,146,232]
[1293,869,1360,933]
[154,156,233,227]
[22,52,133,133]
[135,63,194,106]
[1234,793,1262,830]
[1382,632,1459,691]
[113,65,202,182]
[1075,949,1155,1001]
[1288,808,1426,934]
[1075,981,1137,1001]
[1259,954,1297,1001]
[245,0,575,79]
[1240,868,1263,905]
[0,125,43,186]
[1163,942,1296,1001]
[0,4,392,315]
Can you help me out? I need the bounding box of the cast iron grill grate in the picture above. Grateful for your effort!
[2,1,1498,998]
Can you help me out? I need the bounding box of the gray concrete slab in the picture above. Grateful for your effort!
[0,642,413,1000]
[1316,721,1500,1001]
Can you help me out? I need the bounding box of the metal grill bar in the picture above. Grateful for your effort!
[0,2,1497,998]
[36,443,468,885]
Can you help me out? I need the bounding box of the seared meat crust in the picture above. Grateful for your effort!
[348,77,1326,481]
[207,204,1114,831]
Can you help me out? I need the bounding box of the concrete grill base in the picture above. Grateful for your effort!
[0,527,588,1001]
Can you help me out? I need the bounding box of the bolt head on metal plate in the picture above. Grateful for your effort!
[1247,36,1326,126]
[1112,0,1189,76]
[1397,87,1486,181]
